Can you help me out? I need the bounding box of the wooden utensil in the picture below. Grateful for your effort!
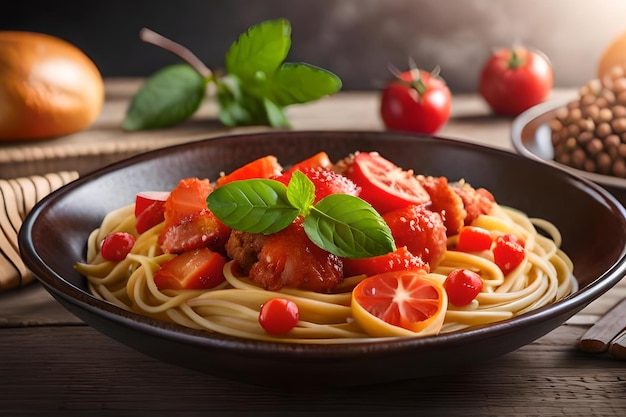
[578,298,626,360]
[0,171,79,292]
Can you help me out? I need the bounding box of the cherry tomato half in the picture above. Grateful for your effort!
[101,232,135,261]
[479,47,553,116]
[380,68,452,134]
[444,268,483,307]
[258,298,300,335]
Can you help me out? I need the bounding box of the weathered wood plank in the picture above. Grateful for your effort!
[1,326,625,415]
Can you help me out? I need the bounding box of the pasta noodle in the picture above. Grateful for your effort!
[75,197,576,344]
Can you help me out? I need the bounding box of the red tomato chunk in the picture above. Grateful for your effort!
[455,226,493,252]
[153,248,227,291]
[492,234,526,275]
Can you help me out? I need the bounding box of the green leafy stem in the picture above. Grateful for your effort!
[123,19,342,131]
[206,171,396,259]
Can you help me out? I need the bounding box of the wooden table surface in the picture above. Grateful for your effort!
[1,79,625,416]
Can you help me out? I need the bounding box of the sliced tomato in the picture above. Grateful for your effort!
[343,246,428,277]
[455,226,493,252]
[275,167,360,203]
[159,178,231,254]
[383,205,447,269]
[351,270,447,337]
[345,152,430,214]
[258,298,300,335]
[216,155,282,187]
[134,191,170,234]
[134,191,170,218]
[444,268,483,307]
[136,203,165,234]
[285,152,333,174]
[492,234,526,275]
[153,248,227,290]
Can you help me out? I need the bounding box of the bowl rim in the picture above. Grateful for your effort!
[19,130,626,357]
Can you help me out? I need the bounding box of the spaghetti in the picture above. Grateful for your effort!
[75,158,575,344]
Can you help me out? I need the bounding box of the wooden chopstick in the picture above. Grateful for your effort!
[578,298,626,357]
[609,330,626,360]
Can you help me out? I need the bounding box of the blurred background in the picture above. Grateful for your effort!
[3,0,626,92]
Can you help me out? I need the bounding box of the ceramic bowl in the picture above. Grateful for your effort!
[19,131,626,387]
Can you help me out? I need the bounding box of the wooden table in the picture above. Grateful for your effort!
[1,79,625,416]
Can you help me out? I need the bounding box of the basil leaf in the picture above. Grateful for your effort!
[270,63,343,106]
[216,76,288,127]
[207,179,299,234]
[286,171,315,213]
[225,19,291,82]
[123,64,206,131]
[215,75,258,126]
[303,194,396,258]
[262,97,290,127]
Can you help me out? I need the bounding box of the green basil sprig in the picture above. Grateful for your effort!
[206,171,396,259]
[123,19,342,131]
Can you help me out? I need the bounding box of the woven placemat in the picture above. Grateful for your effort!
[0,171,79,292]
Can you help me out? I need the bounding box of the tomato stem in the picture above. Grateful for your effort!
[407,58,428,96]
[139,28,213,80]
[508,50,523,70]
[409,71,427,95]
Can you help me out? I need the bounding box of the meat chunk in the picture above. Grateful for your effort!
[419,176,496,233]
[383,204,448,270]
[418,175,466,236]
[225,218,343,293]
[450,180,496,225]
[158,178,231,254]
[225,230,267,272]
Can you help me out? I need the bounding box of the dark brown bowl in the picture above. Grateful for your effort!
[19,131,626,387]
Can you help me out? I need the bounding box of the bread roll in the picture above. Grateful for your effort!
[0,31,104,140]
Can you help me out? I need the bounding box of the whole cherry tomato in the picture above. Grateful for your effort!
[479,47,553,116]
[258,298,300,335]
[380,68,452,134]
[101,232,135,261]
[444,268,483,307]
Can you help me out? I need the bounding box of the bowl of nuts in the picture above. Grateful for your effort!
[511,65,626,204]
